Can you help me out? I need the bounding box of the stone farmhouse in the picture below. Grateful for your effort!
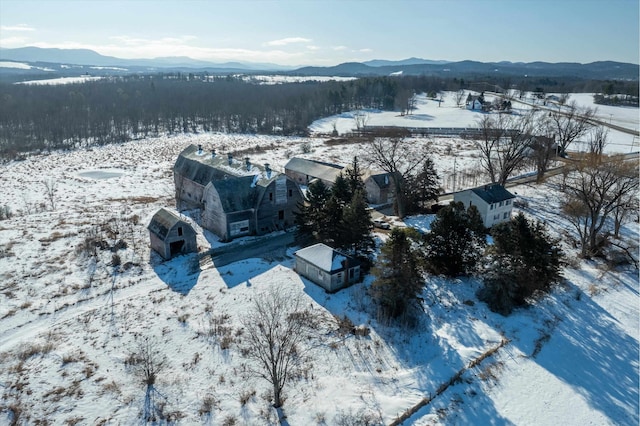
[174,144,304,241]
[453,184,516,228]
[284,157,395,204]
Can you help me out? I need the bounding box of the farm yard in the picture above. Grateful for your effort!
[0,91,638,425]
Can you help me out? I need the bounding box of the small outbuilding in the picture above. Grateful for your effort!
[148,208,197,260]
[294,243,361,292]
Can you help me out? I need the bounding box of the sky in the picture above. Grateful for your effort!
[0,0,638,66]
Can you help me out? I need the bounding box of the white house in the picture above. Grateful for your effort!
[294,243,361,292]
[453,184,516,228]
[466,94,485,110]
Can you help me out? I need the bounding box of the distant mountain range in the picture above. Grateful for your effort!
[0,46,637,80]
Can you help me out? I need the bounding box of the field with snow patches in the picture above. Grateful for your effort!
[0,95,638,425]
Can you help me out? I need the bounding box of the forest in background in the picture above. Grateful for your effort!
[0,73,637,161]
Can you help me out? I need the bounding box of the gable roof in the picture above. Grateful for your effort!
[174,144,278,188]
[294,243,359,273]
[148,208,190,239]
[285,157,343,183]
[469,184,516,204]
[363,170,393,188]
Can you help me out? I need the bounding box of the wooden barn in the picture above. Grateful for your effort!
[284,157,395,204]
[148,208,197,260]
[174,144,304,241]
[294,243,361,292]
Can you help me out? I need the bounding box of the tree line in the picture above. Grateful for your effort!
[1,72,635,161]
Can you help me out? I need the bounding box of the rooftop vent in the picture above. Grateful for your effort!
[211,149,216,159]
[264,163,271,179]
[228,153,233,165]
[245,157,251,171]
[197,144,203,155]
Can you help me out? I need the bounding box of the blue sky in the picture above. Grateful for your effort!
[1,0,638,65]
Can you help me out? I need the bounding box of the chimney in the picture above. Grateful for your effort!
[227,153,233,165]
[264,163,271,178]
[197,144,203,155]
[245,157,251,171]
[211,149,216,159]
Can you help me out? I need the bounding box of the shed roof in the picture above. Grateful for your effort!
[174,144,278,188]
[148,208,190,239]
[294,243,359,273]
[469,184,515,204]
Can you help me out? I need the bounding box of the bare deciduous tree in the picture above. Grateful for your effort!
[126,336,169,421]
[548,101,596,155]
[562,154,639,257]
[240,287,316,409]
[587,125,609,157]
[353,111,369,131]
[474,111,537,185]
[455,89,466,107]
[364,136,434,218]
[43,178,57,211]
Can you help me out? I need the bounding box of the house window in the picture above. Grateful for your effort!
[494,214,500,220]
[269,192,273,201]
[288,189,293,197]
[278,210,284,220]
[490,204,494,210]
[505,200,511,205]
[337,272,343,281]
[177,227,183,236]
[349,268,354,279]
[503,212,509,219]
[499,201,504,207]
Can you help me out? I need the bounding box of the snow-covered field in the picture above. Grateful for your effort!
[0,92,638,424]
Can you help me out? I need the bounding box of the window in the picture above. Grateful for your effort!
[503,212,509,219]
[505,200,511,205]
[288,189,293,197]
[490,204,494,210]
[499,201,504,207]
[269,192,273,201]
[493,214,500,220]
[278,210,284,220]
[177,227,183,236]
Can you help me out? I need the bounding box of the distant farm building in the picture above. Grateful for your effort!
[174,144,304,241]
[294,243,361,292]
[148,208,197,260]
[466,93,485,111]
[284,157,395,204]
[453,184,516,228]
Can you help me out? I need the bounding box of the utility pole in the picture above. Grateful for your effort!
[452,157,457,192]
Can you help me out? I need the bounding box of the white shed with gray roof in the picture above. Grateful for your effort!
[294,243,360,292]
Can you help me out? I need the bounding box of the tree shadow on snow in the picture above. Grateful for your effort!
[516,283,639,425]
[150,251,200,295]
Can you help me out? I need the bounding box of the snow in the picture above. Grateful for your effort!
[0,61,32,70]
[242,75,357,84]
[17,75,103,85]
[0,99,638,424]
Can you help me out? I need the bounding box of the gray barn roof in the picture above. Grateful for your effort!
[148,208,190,239]
[174,144,278,188]
[470,184,515,204]
[285,158,343,183]
[210,175,263,212]
[294,243,359,273]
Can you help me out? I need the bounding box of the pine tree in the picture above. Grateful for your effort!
[331,172,352,206]
[344,156,367,201]
[424,201,486,276]
[371,228,424,319]
[479,213,563,315]
[404,157,440,214]
[295,179,330,241]
[340,189,375,257]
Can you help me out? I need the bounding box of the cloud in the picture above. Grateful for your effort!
[358,48,373,53]
[306,45,320,51]
[0,36,30,47]
[265,37,311,46]
[0,24,35,32]
[333,45,348,51]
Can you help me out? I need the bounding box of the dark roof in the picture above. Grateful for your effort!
[148,208,190,239]
[174,144,278,188]
[294,243,359,273]
[470,184,516,204]
[363,170,393,188]
[210,175,263,212]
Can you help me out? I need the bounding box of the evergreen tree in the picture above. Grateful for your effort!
[371,228,424,319]
[404,157,440,214]
[479,213,563,315]
[340,189,375,257]
[295,179,331,241]
[331,173,352,206]
[344,156,367,201]
[424,201,486,276]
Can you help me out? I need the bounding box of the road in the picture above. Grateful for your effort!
[199,231,296,269]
